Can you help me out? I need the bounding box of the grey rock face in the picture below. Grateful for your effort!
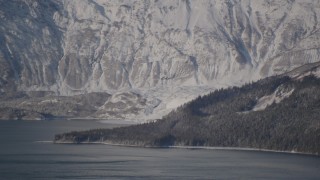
[1,0,320,120]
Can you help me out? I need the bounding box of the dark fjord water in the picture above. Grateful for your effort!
[0,120,319,180]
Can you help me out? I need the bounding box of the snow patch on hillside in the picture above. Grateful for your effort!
[253,86,294,111]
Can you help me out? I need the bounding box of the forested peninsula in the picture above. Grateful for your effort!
[55,74,320,155]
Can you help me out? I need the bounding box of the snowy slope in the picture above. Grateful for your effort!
[1,0,320,120]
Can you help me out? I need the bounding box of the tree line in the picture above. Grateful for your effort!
[55,75,320,155]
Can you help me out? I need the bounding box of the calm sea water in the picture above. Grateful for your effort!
[0,120,319,180]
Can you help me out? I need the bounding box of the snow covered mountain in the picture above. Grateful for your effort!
[1,0,320,120]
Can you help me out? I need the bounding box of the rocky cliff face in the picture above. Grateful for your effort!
[1,0,320,120]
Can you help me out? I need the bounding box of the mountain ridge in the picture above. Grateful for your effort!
[1,0,320,120]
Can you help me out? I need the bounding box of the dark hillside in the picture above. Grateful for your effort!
[55,75,320,155]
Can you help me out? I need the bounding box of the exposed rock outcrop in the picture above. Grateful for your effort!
[1,0,320,120]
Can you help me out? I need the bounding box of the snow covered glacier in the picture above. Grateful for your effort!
[1,0,320,120]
